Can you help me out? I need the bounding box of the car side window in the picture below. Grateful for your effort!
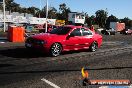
[70,28,81,36]
[81,28,92,36]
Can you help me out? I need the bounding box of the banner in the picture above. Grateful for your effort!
[0,15,13,22]
[28,17,46,24]
[13,16,28,23]
[0,14,56,25]
[47,19,56,25]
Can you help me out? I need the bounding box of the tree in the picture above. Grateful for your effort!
[0,0,40,16]
[48,7,57,19]
[35,6,57,18]
[105,14,118,28]
[5,0,20,12]
[85,15,96,26]
[35,9,44,18]
[0,0,22,13]
[120,17,131,27]
[129,20,132,28]
[95,10,108,27]
[27,7,39,16]
[20,7,27,13]
[58,3,71,23]
[10,2,20,12]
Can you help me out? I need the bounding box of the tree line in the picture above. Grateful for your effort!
[0,0,131,28]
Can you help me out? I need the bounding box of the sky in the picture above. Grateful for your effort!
[14,0,132,19]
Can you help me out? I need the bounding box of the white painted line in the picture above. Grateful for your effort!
[0,42,5,43]
[99,86,131,88]
[99,86,108,88]
[41,78,60,88]
[129,84,132,88]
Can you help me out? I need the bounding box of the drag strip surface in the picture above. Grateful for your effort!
[0,34,132,88]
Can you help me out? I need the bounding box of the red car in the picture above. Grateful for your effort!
[25,25,102,56]
[126,29,132,35]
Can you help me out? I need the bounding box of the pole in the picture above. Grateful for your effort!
[40,0,42,10]
[45,0,48,33]
[39,0,42,18]
[3,0,5,32]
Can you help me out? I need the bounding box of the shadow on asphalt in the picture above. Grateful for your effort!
[0,48,48,58]
[0,66,131,74]
[0,64,15,68]
[62,49,89,55]
[0,47,91,58]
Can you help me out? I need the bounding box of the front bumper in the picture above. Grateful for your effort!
[25,43,50,53]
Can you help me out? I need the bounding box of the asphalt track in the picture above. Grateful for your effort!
[0,34,132,88]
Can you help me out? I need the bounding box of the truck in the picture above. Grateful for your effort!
[110,22,125,32]
[101,22,125,35]
[68,12,85,26]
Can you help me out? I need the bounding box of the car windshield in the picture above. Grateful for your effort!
[49,27,71,35]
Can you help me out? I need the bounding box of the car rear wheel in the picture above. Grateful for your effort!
[89,42,98,52]
[50,43,62,57]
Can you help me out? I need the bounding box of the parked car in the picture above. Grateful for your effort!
[120,28,132,35]
[25,25,102,56]
[126,29,132,35]
[101,28,116,35]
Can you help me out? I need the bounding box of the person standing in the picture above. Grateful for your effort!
[90,25,95,32]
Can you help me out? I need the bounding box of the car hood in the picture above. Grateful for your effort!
[31,33,66,40]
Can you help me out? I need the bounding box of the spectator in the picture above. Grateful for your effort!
[90,25,95,32]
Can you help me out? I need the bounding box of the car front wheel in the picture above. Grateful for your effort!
[89,42,98,52]
[50,43,62,57]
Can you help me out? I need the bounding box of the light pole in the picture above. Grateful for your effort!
[39,0,42,18]
[45,0,48,33]
[40,0,42,10]
[3,0,5,32]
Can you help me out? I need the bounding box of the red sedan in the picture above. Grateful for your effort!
[25,25,102,56]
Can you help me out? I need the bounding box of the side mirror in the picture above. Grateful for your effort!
[66,33,74,40]
[69,33,75,37]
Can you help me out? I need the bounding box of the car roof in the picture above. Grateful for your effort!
[63,25,83,29]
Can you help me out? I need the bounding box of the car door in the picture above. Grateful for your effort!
[64,28,83,51]
[79,28,94,49]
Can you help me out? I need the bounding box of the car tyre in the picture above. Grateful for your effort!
[50,43,62,57]
[89,42,98,52]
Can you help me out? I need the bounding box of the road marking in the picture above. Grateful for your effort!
[99,86,108,88]
[129,84,132,88]
[99,86,130,88]
[41,78,60,88]
[0,42,5,43]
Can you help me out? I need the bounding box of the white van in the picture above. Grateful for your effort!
[68,12,85,25]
